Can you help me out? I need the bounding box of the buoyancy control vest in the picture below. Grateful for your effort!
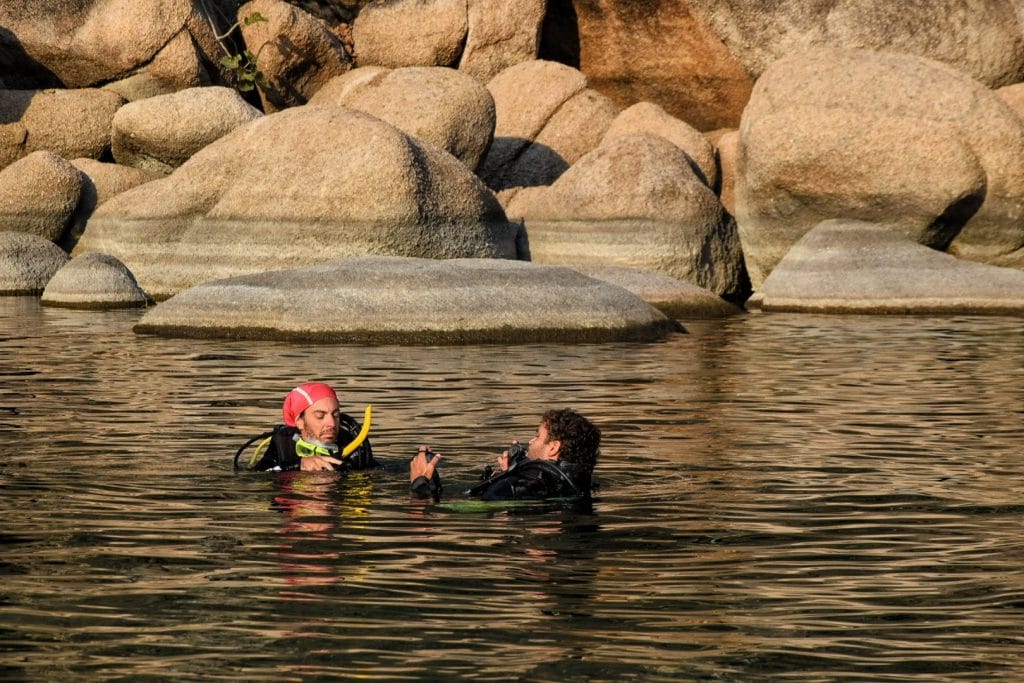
[234,412,375,472]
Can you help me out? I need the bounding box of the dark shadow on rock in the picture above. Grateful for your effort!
[480,137,569,192]
[61,174,98,253]
[0,26,62,90]
[926,186,986,252]
[539,0,580,69]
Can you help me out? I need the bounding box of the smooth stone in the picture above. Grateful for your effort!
[0,151,85,242]
[0,231,69,295]
[134,256,681,344]
[758,219,1024,314]
[42,252,148,309]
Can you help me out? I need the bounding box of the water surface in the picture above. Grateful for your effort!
[2,298,1023,681]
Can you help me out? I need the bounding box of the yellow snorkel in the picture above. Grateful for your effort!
[341,405,372,457]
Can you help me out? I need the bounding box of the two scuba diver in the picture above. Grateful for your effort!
[235,382,601,502]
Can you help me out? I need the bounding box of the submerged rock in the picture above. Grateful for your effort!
[134,256,681,344]
[76,105,520,300]
[0,231,69,295]
[757,220,1024,315]
[42,252,148,309]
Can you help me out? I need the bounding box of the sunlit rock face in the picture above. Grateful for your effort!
[310,66,495,171]
[556,0,1024,131]
[76,106,521,300]
[507,133,748,302]
[756,220,1024,315]
[734,48,1024,289]
[134,256,681,344]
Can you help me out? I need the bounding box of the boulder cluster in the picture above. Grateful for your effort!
[4,0,1024,342]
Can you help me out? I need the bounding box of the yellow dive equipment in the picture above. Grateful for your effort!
[341,405,372,457]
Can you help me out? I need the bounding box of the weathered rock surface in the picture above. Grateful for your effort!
[572,265,742,319]
[310,66,494,170]
[353,0,467,69]
[0,231,69,295]
[563,0,1024,131]
[478,60,619,194]
[757,220,1024,315]
[0,151,85,242]
[238,0,352,112]
[66,159,162,250]
[76,105,520,299]
[507,133,746,300]
[711,129,738,215]
[111,86,263,174]
[735,48,1024,289]
[0,0,225,92]
[134,256,681,344]
[995,82,1024,122]
[0,89,124,169]
[458,0,546,83]
[602,102,718,188]
[41,252,148,309]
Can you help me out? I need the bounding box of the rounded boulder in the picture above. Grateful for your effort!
[41,252,148,309]
[0,231,69,295]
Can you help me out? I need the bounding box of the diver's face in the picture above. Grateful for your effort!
[296,396,340,444]
[527,421,561,461]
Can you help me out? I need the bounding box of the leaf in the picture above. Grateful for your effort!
[243,11,267,26]
[219,54,242,69]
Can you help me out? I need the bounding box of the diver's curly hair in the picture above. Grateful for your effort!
[542,408,600,470]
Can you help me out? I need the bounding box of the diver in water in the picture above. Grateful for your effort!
[410,408,600,501]
[234,381,375,472]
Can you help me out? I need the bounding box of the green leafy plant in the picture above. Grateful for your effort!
[214,12,269,93]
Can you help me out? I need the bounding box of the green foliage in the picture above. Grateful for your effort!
[217,12,269,93]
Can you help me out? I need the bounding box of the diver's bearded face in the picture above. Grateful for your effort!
[296,396,340,445]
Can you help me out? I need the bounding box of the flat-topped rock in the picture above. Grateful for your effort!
[41,252,148,309]
[0,231,69,295]
[758,219,1024,315]
[573,265,743,319]
[135,256,681,344]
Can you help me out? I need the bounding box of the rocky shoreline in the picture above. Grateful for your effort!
[4,1,1024,343]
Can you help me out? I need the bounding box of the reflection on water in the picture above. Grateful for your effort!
[1,297,1024,681]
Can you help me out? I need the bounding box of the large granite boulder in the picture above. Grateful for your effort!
[111,86,263,174]
[0,0,226,92]
[75,105,520,299]
[735,48,1024,289]
[0,231,69,295]
[0,89,124,169]
[237,0,352,112]
[134,256,680,344]
[41,252,148,309]
[0,151,85,242]
[353,0,467,69]
[353,0,544,83]
[572,265,742,319]
[309,66,495,171]
[601,101,718,188]
[560,0,1024,131]
[756,220,1024,315]
[65,159,162,250]
[477,60,619,196]
[507,133,746,300]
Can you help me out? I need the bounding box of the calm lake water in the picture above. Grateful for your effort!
[1,296,1023,682]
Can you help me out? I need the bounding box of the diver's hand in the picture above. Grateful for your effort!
[497,440,521,472]
[300,455,342,472]
[410,445,442,482]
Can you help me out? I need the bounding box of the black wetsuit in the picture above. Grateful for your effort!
[238,419,376,472]
[411,458,592,501]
